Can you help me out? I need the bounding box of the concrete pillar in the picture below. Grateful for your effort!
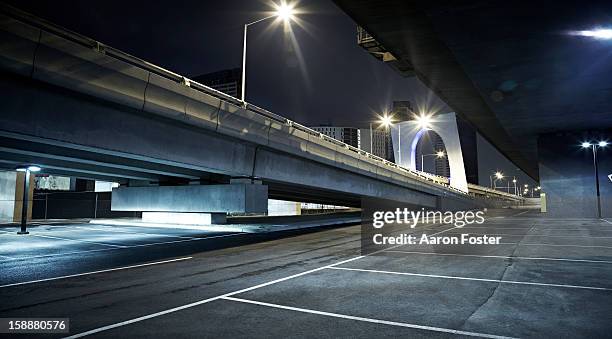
[0,170,34,223]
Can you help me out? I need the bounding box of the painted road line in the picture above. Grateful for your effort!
[22,233,127,248]
[0,257,192,288]
[221,296,516,339]
[328,267,612,291]
[385,250,612,264]
[73,226,200,239]
[503,242,612,249]
[443,232,612,239]
[1,233,244,262]
[62,225,462,338]
[62,255,366,339]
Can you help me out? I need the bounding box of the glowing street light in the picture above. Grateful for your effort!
[368,113,395,160]
[15,165,41,235]
[421,151,446,175]
[581,140,609,217]
[490,171,504,189]
[415,114,433,130]
[241,2,297,105]
[572,29,612,40]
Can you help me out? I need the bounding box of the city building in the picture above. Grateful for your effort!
[192,68,242,98]
[359,128,388,159]
[310,126,360,148]
[391,100,413,122]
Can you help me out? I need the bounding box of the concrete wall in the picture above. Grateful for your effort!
[538,132,612,218]
[111,184,268,213]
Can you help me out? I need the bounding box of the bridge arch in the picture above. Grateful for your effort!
[390,112,468,192]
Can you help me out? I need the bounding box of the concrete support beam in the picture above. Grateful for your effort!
[111,184,268,214]
[0,170,34,222]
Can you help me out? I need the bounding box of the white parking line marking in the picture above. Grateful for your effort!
[221,296,515,339]
[73,226,199,239]
[461,227,612,231]
[62,255,365,339]
[2,233,244,261]
[444,232,612,239]
[602,219,612,225]
[63,224,461,338]
[512,210,530,217]
[0,257,192,288]
[26,233,127,248]
[504,242,612,249]
[385,250,612,264]
[328,267,612,291]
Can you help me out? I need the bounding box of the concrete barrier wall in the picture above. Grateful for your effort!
[112,184,268,213]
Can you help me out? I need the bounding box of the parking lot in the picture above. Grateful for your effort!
[1,210,612,338]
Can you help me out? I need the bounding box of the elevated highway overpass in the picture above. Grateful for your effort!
[0,4,518,217]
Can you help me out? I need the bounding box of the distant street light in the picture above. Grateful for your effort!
[581,141,608,218]
[572,29,612,40]
[15,165,41,235]
[490,171,504,189]
[241,2,297,105]
[421,151,445,174]
[369,113,395,158]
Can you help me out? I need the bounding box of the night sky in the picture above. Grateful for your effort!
[4,0,536,187]
[7,0,449,127]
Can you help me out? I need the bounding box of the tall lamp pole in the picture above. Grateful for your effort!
[421,151,446,174]
[582,141,608,218]
[241,4,296,106]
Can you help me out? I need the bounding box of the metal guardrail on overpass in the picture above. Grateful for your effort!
[0,4,518,204]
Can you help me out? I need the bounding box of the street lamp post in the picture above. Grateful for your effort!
[377,114,396,162]
[369,123,373,154]
[16,165,41,235]
[421,151,445,174]
[490,172,504,190]
[582,141,608,218]
[241,3,295,105]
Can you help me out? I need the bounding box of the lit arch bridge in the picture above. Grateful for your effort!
[0,4,519,216]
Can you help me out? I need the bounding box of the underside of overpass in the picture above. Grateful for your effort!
[0,3,500,222]
[334,0,612,217]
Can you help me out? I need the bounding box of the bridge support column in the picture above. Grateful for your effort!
[111,183,268,224]
[0,170,34,223]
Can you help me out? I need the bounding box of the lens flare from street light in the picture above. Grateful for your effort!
[415,114,432,130]
[436,151,445,158]
[581,142,591,148]
[378,114,394,128]
[598,141,609,147]
[495,172,503,179]
[275,2,295,21]
[27,166,41,172]
[571,29,612,40]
